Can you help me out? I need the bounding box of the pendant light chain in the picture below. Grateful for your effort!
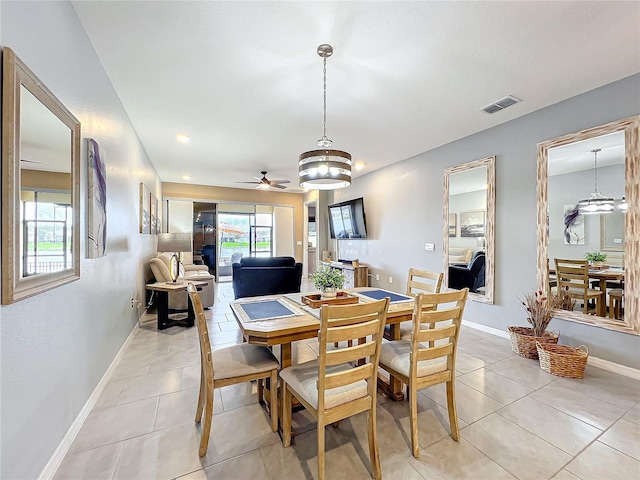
[593,148,600,194]
[322,54,327,141]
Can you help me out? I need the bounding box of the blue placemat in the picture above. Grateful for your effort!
[358,289,413,303]
[237,299,301,321]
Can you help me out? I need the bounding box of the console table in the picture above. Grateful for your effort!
[321,262,369,288]
[145,280,208,330]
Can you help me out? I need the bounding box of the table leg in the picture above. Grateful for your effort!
[599,278,607,317]
[377,324,405,401]
[156,291,170,330]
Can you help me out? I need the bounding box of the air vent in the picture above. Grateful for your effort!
[481,95,521,114]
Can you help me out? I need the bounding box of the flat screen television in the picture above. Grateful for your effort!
[328,197,368,239]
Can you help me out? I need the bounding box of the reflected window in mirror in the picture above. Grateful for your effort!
[443,156,495,304]
[2,47,80,304]
[537,116,639,334]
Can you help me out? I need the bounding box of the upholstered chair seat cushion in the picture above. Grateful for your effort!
[379,340,447,378]
[279,359,368,410]
[213,343,279,381]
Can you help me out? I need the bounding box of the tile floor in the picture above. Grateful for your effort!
[55,282,640,479]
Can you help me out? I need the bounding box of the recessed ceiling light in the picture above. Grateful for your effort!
[176,134,190,143]
[355,162,365,171]
[182,175,190,180]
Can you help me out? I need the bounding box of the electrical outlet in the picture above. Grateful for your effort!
[389,276,393,284]
[375,274,380,281]
[130,298,135,308]
[425,243,435,251]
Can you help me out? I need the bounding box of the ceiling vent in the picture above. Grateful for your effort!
[481,95,521,114]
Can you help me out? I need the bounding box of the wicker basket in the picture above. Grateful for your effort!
[507,326,559,359]
[536,341,588,379]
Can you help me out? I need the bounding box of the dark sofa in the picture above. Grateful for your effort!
[448,251,485,293]
[232,256,303,299]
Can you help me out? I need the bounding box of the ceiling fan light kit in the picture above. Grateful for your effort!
[576,148,615,214]
[299,44,352,190]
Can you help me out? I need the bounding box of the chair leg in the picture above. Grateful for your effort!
[368,403,382,480]
[446,380,459,441]
[318,422,326,480]
[270,370,278,433]
[195,364,205,423]
[409,382,419,458]
[282,383,292,447]
[257,378,264,405]
[199,383,214,456]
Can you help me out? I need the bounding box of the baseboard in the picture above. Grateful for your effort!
[462,319,640,380]
[39,323,140,480]
[462,319,509,339]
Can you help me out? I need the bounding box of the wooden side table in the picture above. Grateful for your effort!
[145,281,208,330]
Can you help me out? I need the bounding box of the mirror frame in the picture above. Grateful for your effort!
[536,116,639,334]
[2,47,81,304]
[443,156,496,304]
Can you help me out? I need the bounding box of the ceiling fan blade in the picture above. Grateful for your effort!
[236,181,260,184]
[271,184,287,189]
[253,176,265,181]
[21,158,42,164]
[269,179,290,185]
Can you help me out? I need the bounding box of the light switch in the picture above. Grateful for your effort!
[425,243,435,251]
[296,240,303,246]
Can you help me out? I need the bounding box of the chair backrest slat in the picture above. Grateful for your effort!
[318,298,389,412]
[325,319,380,343]
[323,363,372,390]
[415,323,457,343]
[415,343,453,361]
[325,341,377,366]
[555,258,589,294]
[409,289,468,380]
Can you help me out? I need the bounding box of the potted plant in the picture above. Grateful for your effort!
[310,265,346,298]
[352,258,360,267]
[508,288,568,359]
[585,251,607,268]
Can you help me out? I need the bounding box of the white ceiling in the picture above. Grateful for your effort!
[71,1,640,193]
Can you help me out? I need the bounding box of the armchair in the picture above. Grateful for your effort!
[448,251,485,293]
[149,253,215,309]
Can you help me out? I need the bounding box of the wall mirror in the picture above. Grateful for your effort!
[537,116,639,334]
[443,156,495,304]
[2,47,80,304]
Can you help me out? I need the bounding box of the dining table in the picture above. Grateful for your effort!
[230,287,415,408]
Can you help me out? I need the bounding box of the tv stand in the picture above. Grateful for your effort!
[321,261,369,288]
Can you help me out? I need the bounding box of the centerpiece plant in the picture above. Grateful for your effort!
[585,251,607,265]
[310,265,346,298]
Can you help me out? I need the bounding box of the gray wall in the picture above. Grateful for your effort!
[330,74,640,369]
[1,2,161,478]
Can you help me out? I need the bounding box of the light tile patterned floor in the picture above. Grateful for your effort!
[55,282,640,480]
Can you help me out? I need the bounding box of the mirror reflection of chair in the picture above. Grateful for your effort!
[554,258,605,316]
[448,251,485,293]
[609,289,624,319]
[280,298,390,480]
[386,268,444,342]
[186,283,279,457]
[378,289,468,458]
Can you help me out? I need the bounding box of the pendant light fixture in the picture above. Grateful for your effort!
[299,44,352,190]
[576,148,615,214]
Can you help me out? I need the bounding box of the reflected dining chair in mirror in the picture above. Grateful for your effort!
[280,298,390,480]
[187,283,279,457]
[378,288,468,458]
[554,259,605,317]
[386,268,444,342]
[2,47,80,304]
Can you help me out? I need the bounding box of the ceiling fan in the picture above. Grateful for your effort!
[237,171,290,190]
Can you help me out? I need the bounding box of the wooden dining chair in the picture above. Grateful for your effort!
[378,288,468,458]
[386,268,444,342]
[280,298,390,480]
[554,258,605,316]
[187,283,279,457]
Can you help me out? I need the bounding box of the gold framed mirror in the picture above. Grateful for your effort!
[443,156,495,304]
[2,47,80,304]
[536,116,639,334]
